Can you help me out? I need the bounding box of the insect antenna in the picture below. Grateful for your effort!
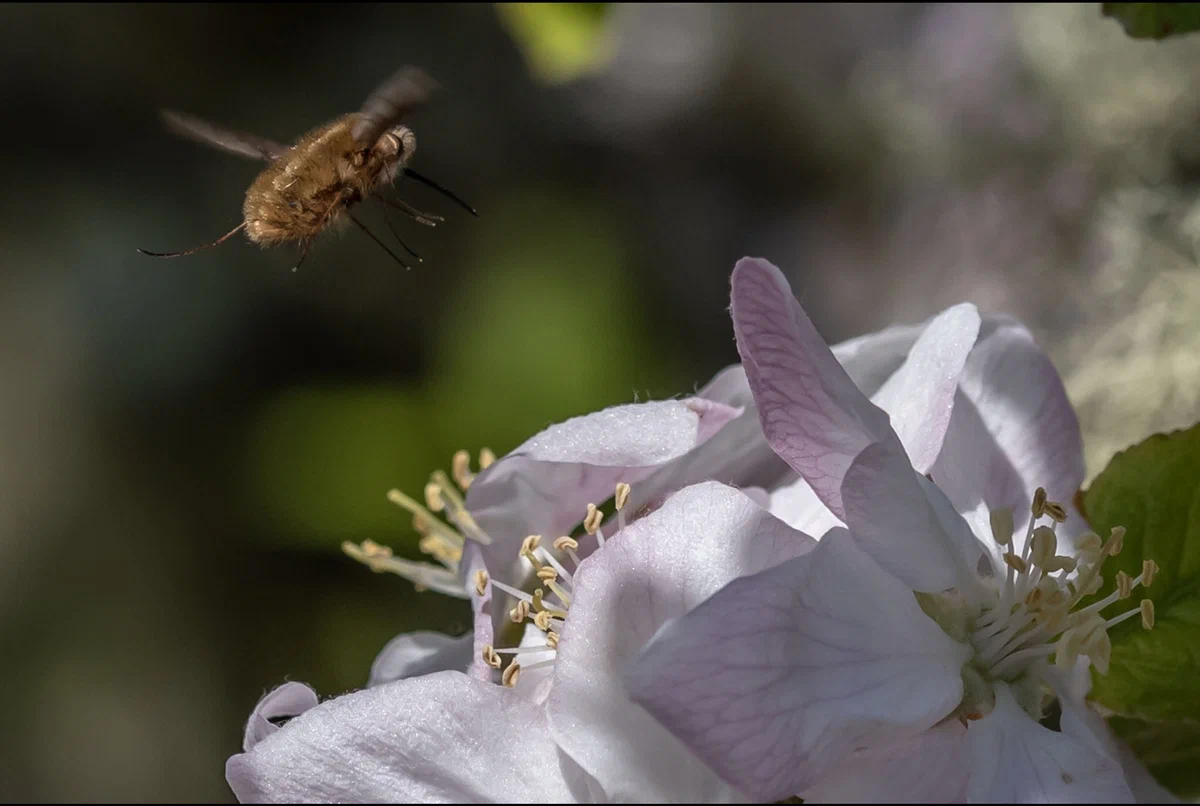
[403,169,479,217]
[349,213,412,271]
[292,241,312,273]
[373,193,442,227]
[137,222,247,258]
[377,202,423,263]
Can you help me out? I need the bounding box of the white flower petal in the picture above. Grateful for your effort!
[466,397,741,583]
[966,684,1134,803]
[871,303,981,473]
[731,257,895,519]
[549,481,814,803]
[801,719,970,803]
[841,439,984,594]
[626,528,971,801]
[227,671,576,804]
[768,474,844,537]
[368,630,475,688]
[932,316,1086,551]
[242,683,320,753]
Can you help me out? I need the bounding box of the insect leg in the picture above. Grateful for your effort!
[348,213,412,271]
[403,169,479,217]
[137,221,247,258]
[377,202,423,263]
[373,193,441,227]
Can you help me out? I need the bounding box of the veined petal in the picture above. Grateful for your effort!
[871,303,980,473]
[800,719,970,803]
[242,683,319,753]
[227,671,576,804]
[768,474,844,538]
[466,397,741,582]
[731,257,894,519]
[842,440,984,594]
[932,316,1086,551]
[368,630,475,688]
[966,684,1133,803]
[626,528,970,801]
[549,481,815,803]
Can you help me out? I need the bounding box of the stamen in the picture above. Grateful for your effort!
[553,535,581,567]
[1030,527,1058,569]
[474,569,489,596]
[1116,571,1132,600]
[1104,527,1126,557]
[509,600,530,623]
[1032,487,1047,518]
[990,508,1014,546]
[1043,501,1068,523]
[502,663,521,687]
[424,482,445,512]
[429,470,491,545]
[1140,599,1155,629]
[482,645,501,669]
[615,482,631,533]
[584,504,603,545]
[546,579,573,608]
[536,567,558,582]
[490,579,534,605]
[546,630,559,650]
[342,540,468,598]
[531,588,568,619]
[1004,552,1028,574]
[452,450,475,490]
[1142,559,1159,587]
[479,448,496,469]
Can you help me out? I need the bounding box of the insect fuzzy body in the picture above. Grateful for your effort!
[140,66,476,270]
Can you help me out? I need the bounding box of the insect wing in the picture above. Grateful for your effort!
[351,66,439,146]
[160,110,289,161]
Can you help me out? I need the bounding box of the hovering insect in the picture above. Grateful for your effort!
[139,66,477,271]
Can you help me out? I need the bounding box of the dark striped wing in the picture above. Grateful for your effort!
[160,109,289,161]
[351,66,440,146]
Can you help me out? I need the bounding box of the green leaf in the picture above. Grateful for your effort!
[1102,3,1200,40]
[1080,423,1200,722]
[1108,716,1200,798]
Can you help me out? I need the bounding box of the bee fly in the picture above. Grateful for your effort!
[139,66,477,271]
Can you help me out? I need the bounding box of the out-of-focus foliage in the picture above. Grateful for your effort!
[496,3,613,83]
[1103,3,1200,40]
[1080,424,1200,794]
[1109,716,1200,798]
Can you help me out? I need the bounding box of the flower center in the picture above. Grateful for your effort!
[341,448,496,598]
[481,482,632,690]
[954,487,1158,720]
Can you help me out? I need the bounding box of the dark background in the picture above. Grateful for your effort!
[1,4,1198,800]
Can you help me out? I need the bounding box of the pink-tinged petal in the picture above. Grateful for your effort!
[801,720,970,803]
[842,440,985,593]
[368,630,475,688]
[242,683,319,753]
[227,671,576,804]
[871,303,981,472]
[932,316,1086,548]
[626,528,971,801]
[731,257,895,519]
[831,321,926,395]
[466,397,741,583]
[966,685,1133,803]
[549,481,814,803]
[768,474,843,537]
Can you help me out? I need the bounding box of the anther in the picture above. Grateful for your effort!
[1075,532,1103,555]
[615,483,631,511]
[479,448,496,469]
[452,450,474,490]
[553,536,578,552]
[1116,571,1133,600]
[482,645,501,669]
[502,663,522,688]
[474,569,489,596]
[990,508,1014,546]
[1031,526,1058,568]
[521,535,542,555]
[537,566,558,582]
[584,504,603,535]
[1104,527,1126,557]
[1140,599,1155,629]
[1004,552,1028,574]
[1032,488,1048,518]
[510,600,530,623]
[534,610,554,631]
[546,631,559,650]
[1142,559,1159,587]
[424,482,444,512]
[1043,501,1068,523]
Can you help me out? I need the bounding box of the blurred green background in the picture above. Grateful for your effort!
[1,3,1199,800]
